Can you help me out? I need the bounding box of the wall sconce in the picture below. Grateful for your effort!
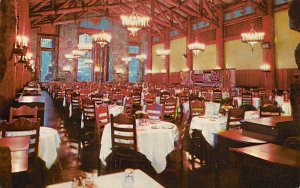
[13,35,28,56]
[156,49,170,60]
[161,69,167,73]
[260,64,271,78]
[122,57,132,64]
[136,54,147,62]
[260,64,271,72]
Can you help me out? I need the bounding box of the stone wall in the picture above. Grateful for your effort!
[109,21,129,82]
[57,23,78,81]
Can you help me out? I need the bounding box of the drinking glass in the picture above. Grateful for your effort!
[123,168,134,188]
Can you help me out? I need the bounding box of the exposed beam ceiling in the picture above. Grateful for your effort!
[29,0,266,36]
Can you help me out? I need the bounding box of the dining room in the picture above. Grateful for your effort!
[0,0,300,188]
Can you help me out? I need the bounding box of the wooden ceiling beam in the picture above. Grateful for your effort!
[154,1,171,25]
[202,0,218,25]
[30,0,51,12]
[30,0,149,16]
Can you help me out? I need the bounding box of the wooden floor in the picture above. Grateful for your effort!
[40,91,239,188]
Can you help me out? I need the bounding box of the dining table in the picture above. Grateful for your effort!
[100,120,179,173]
[46,169,164,188]
[190,114,227,146]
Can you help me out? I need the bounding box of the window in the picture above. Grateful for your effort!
[40,37,55,82]
[40,51,54,82]
[128,57,140,83]
[41,38,54,48]
[128,46,140,55]
[77,34,93,82]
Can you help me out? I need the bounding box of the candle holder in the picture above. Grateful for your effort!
[13,35,29,56]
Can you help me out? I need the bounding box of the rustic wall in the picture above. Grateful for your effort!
[57,23,78,81]
[0,0,32,116]
[109,21,128,82]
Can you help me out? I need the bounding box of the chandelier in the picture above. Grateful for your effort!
[77,43,93,52]
[188,37,205,56]
[241,24,265,51]
[136,53,147,62]
[72,50,85,58]
[92,31,112,48]
[156,49,170,60]
[121,7,150,36]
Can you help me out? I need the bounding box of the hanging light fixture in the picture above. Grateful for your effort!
[72,50,85,58]
[188,37,205,56]
[136,53,147,62]
[156,49,170,60]
[241,24,265,51]
[122,57,132,64]
[120,1,150,36]
[77,42,93,52]
[92,30,112,48]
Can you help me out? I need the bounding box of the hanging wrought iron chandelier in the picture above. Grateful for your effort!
[241,23,265,51]
[92,30,112,48]
[188,37,205,56]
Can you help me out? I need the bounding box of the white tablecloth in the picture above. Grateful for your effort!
[46,169,164,188]
[5,127,61,168]
[233,97,261,109]
[100,121,178,173]
[108,105,124,117]
[244,110,260,120]
[281,101,292,116]
[190,115,227,146]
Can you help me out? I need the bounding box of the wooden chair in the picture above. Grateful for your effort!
[163,97,177,123]
[213,88,222,103]
[189,99,205,118]
[145,103,164,120]
[108,114,147,170]
[226,107,245,130]
[160,91,170,104]
[124,97,133,116]
[144,93,156,105]
[166,112,187,177]
[70,93,81,119]
[9,105,38,123]
[1,118,41,187]
[242,90,253,106]
[0,147,12,188]
[81,98,96,148]
[111,94,123,105]
[91,93,103,106]
[179,92,189,104]
[131,91,142,113]
[2,118,40,163]
[260,104,281,118]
